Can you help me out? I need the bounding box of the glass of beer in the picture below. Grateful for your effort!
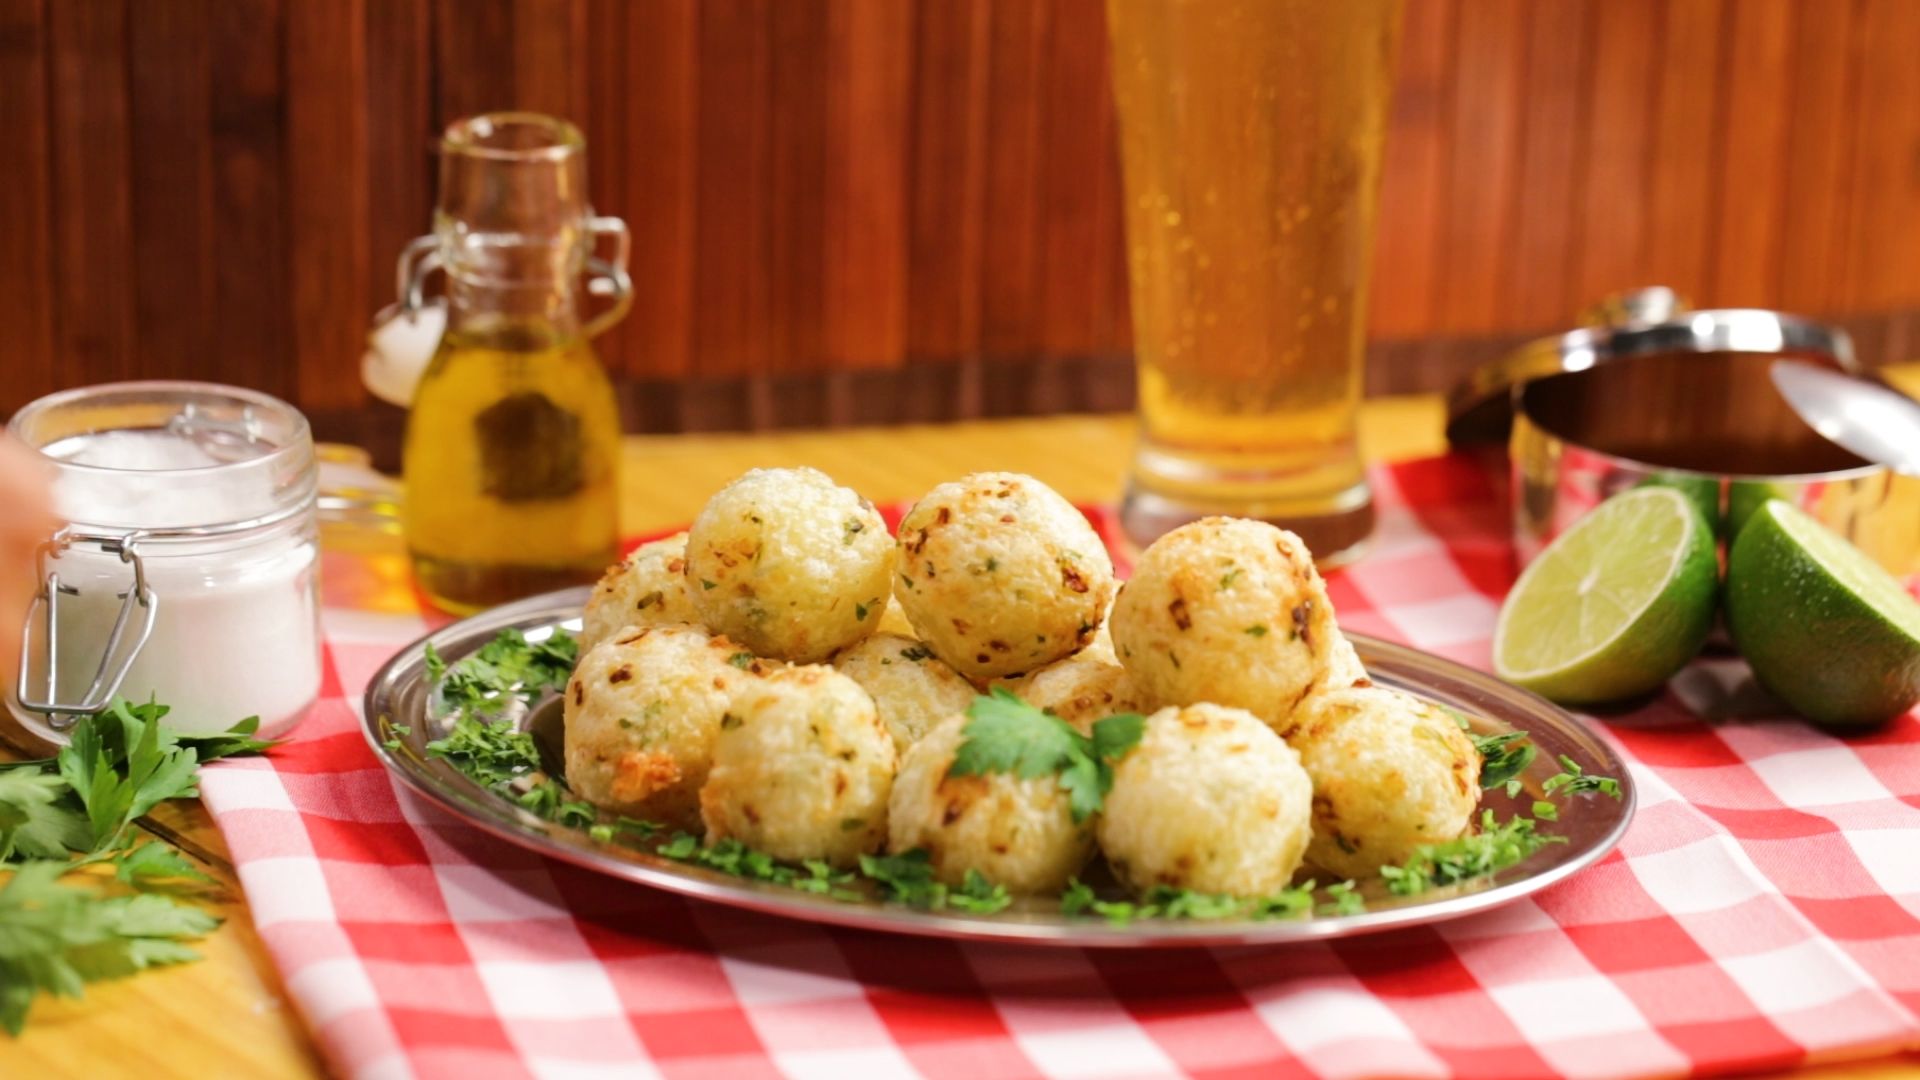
[1107,0,1403,564]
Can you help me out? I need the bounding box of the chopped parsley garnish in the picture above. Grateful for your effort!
[700,578,718,590]
[947,689,1145,822]
[1059,878,1331,925]
[422,628,582,826]
[852,851,1012,913]
[659,834,799,884]
[858,849,946,907]
[1543,755,1623,799]
[1219,567,1242,590]
[1245,624,1269,637]
[728,651,756,669]
[434,628,575,716]
[949,870,1013,914]
[796,859,860,898]
[424,711,544,789]
[1249,886,1316,920]
[1317,880,1365,916]
[1378,810,1564,897]
[1470,730,1537,791]
[899,644,932,662]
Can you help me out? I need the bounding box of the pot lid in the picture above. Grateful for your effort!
[1444,286,1858,445]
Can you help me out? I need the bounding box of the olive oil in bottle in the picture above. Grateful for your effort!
[404,322,621,612]
[395,113,632,613]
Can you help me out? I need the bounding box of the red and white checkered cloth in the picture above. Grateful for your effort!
[198,455,1920,1080]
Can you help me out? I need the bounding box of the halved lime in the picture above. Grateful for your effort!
[1726,500,1920,727]
[1495,487,1718,704]
[1638,472,1723,536]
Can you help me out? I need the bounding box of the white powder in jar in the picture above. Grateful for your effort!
[29,429,322,738]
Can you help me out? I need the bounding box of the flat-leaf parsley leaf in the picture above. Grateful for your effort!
[948,689,1145,822]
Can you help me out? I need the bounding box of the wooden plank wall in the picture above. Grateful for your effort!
[5,0,1920,433]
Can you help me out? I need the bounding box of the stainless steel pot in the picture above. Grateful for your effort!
[1449,288,1920,578]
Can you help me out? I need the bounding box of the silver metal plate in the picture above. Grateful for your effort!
[362,588,1635,948]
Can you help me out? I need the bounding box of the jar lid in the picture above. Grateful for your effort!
[1444,286,1858,445]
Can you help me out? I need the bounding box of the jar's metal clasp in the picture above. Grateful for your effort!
[15,529,159,730]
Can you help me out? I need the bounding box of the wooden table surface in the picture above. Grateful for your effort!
[4,393,1916,1080]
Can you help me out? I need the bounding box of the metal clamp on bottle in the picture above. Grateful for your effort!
[16,528,159,729]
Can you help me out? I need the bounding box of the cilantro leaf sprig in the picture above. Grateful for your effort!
[947,689,1145,822]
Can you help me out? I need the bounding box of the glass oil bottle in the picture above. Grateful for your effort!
[393,113,631,613]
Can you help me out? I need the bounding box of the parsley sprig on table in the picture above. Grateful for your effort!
[947,688,1146,822]
[0,700,276,1035]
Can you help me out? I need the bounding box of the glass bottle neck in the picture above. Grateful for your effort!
[443,274,582,349]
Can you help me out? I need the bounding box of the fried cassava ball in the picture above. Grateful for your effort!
[832,632,978,754]
[1098,703,1313,897]
[564,624,770,828]
[699,664,895,866]
[1291,685,1482,880]
[894,472,1114,680]
[578,532,702,655]
[886,714,1096,894]
[1111,517,1340,735]
[687,467,893,663]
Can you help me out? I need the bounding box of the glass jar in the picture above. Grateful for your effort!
[8,382,321,740]
[395,112,632,614]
